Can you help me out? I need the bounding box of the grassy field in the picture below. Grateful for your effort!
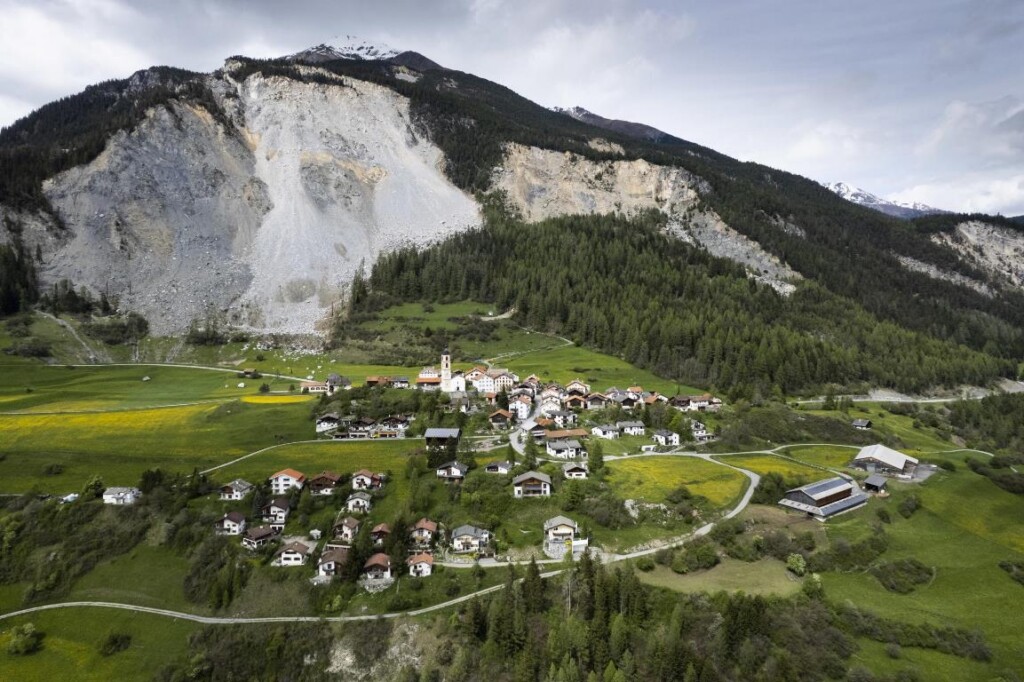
[802,404,953,454]
[776,444,861,469]
[0,607,195,681]
[821,467,1024,679]
[605,456,749,508]
[636,558,803,597]
[65,545,195,613]
[712,454,822,479]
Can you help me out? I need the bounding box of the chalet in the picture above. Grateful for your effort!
[545,428,589,441]
[364,376,390,388]
[392,376,411,389]
[652,429,680,447]
[546,439,584,459]
[528,424,548,442]
[407,553,434,577]
[370,523,391,547]
[511,395,533,420]
[563,395,587,410]
[276,541,313,567]
[451,525,490,553]
[540,385,564,401]
[691,421,715,443]
[350,417,378,434]
[362,553,393,581]
[215,511,247,536]
[489,409,514,429]
[346,491,373,513]
[332,515,361,542]
[482,392,499,406]
[853,444,918,477]
[540,395,564,415]
[300,380,330,395]
[550,410,578,428]
[268,469,305,495]
[512,471,552,498]
[425,428,461,449]
[489,369,518,392]
[410,518,438,545]
[464,366,487,383]
[380,415,412,430]
[102,487,141,506]
[326,373,351,391]
[585,393,608,410]
[852,418,873,430]
[219,479,253,501]
[318,547,350,577]
[316,413,341,434]
[415,375,441,391]
[863,474,888,494]
[485,460,513,475]
[616,421,646,436]
[351,470,383,490]
[472,374,495,394]
[563,462,589,480]
[242,526,276,550]
[592,424,620,439]
[778,477,867,521]
[308,471,342,495]
[436,461,468,483]
[544,515,579,543]
[610,394,637,411]
[261,497,291,530]
[566,379,591,396]
[626,386,644,398]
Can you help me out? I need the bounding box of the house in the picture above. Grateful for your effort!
[544,515,579,543]
[436,461,468,483]
[261,497,291,530]
[308,471,342,495]
[242,525,276,550]
[300,380,330,394]
[316,413,341,434]
[863,474,888,494]
[691,421,715,443]
[549,410,578,428]
[489,409,514,429]
[778,477,868,521]
[484,460,513,475]
[853,444,919,477]
[102,487,141,505]
[351,470,383,490]
[410,518,438,545]
[566,379,591,396]
[318,547,350,577]
[610,394,638,411]
[546,439,584,459]
[332,515,361,543]
[276,541,313,567]
[464,366,487,384]
[544,428,589,441]
[472,374,495,394]
[380,415,412,431]
[511,395,532,420]
[512,471,552,498]
[346,491,373,513]
[362,553,393,580]
[392,376,411,390]
[425,427,461,449]
[364,376,390,388]
[585,393,608,410]
[451,525,491,553]
[540,395,564,415]
[407,553,434,577]
[215,511,247,536]
[563,462,589,480]
[652,429,680,447]
[528,424,548,442]
[563,395,587,410]
[416,375,441,390]
[219,479,253,501]
[616,421,645,436]
[592,424,619,439]
[488,369,518,392]
[852,418,873,430]
[268,469,305,495]
[326,374,351,391]
[370,523,391,547]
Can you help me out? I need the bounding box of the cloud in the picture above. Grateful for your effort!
[787,120,872,162]
[890,173,1024,216]
[917,96,1024,161]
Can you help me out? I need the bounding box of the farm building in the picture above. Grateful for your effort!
[425,427,461,448]
[863,474,888,493]
[778,477,867,521]
[853,444,918,477]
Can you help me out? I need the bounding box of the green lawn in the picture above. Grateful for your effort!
[605,456,749,508]
[776,444,860,469]
[821,469,1024,679]
[803,404,953,454]
[712,454,821,480]
[0,607,195,681]
[66,545,195,613]
[636,558,803,597]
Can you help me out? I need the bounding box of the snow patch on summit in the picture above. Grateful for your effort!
[287,35,400,63]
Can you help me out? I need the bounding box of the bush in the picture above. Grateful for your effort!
[98,632,132,656]
[6,623,44,655]
[876,508,891,524]
[936,460,956,472]
[870,559,933,594]
[786,553,807,576]
[7,338,52,357]
[635,556,655,572]
[670,538,719,574]
[885,643,902,659]
[998,560,1024,586]
[897,495,921,519]
[42,463,65,476]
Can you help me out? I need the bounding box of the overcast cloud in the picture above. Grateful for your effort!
[1,0,1022,214]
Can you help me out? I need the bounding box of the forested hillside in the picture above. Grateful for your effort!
[347,204,1012,396]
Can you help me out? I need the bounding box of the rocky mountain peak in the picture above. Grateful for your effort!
[286,35,401,63]
[823,181,948,219]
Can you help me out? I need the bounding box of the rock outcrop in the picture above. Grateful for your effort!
[932,220,1024,293]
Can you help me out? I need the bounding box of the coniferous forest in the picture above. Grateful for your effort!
[351,203,1013,397]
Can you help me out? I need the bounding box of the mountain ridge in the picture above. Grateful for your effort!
[823,180,949,219]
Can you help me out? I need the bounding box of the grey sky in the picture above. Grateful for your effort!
[2,0,1022,214]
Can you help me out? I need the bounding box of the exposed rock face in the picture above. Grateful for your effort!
[932,220,1024,292]
[897,254,994,297]
[493,143,800,292]
[28,66,480,334]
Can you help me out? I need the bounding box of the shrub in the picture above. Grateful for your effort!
[897,495,921,519]
[635,556,655,572]
[6,623,44,655]
[876,508,891,524]
[870,559,933,594]
[936,460,956,472]
[42,463,65,476]
[786,553,807,576]
[885,643,902,659]
[259,383,270,394]
[98,632,132,656]
[8,338,52,357]
[998,560,1024,586]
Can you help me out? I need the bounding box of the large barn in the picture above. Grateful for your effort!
[853,444,918,477]
[778,477,867,521]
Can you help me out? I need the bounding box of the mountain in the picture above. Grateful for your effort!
[823,181,948,219]
[2,36,1024,381]
[550,106,680,144]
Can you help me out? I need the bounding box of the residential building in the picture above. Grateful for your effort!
[316,413,341,434]
[318,547,350,577]
[550,410,578,428]
[346,491,372,513]
[362,553,393,580]
[484,461,513,475]
[489,409,514,429]
[276,541,313,567]
[546,439,584,459]
[268,468,305,495]
[616,421,646,436]
[407,553,434,577]
[261,497,290,531]
[563,462,588,480]
[102,487,141,505]
[512,471,552,498]
[351,470,383,490]
[215,511,247,536]
[308,471,342,496]
[333,515,361,543]
[410,518,438,546]
[424,428,461,449]
[370,523,391,547]
[219,479,253,501]
[591,424,619,439]
[451,525,491,553]
[242,526,276,551]
[436,461,468,483]
[652,429,680,447]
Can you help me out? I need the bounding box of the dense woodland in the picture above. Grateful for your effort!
[0,242,37,316]
[350,205,1012,396]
